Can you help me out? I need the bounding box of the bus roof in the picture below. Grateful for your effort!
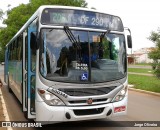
[38,5,117,15]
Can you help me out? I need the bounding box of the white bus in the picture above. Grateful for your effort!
[4,5,132,123]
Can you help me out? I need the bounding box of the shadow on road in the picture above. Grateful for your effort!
[34,120,125,130]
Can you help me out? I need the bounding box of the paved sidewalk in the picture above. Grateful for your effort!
[0,76,8,130]
[128,72,154,76]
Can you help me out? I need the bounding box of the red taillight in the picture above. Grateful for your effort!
[114,106,126,113]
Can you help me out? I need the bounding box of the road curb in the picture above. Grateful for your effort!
[0,89,10,125]
[129,88,160,97]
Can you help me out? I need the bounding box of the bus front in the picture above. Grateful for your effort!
[35,7,130,123]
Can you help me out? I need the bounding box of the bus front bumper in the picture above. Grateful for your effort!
[35,96,127,124]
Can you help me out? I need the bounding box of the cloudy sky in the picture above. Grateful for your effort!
[1,0,159,51]
[86,0,160,51]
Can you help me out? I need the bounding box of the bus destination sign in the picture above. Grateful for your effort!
[41,8,124,31]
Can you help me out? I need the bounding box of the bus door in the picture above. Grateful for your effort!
[27,23,37,119]
[23,19,37,119]
[22,29,36,119]
[22,32,27,112]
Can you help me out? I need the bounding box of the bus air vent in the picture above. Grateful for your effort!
[73,107,104,116]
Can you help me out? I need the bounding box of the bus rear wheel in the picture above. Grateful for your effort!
[8,77,12,93]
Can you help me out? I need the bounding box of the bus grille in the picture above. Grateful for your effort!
[69,98,107,104]
[73,107,105,116]
[59,86,116,96]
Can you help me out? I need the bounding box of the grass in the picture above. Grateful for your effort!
[128,68,153,74]
[128,74,160,93]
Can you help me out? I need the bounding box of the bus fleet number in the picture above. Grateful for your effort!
[91,18,103,26]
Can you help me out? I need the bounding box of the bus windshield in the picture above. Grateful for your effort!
[40,28,126,83]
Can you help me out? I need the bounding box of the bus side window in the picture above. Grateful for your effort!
[8,45,11,60]
[13,40,17,60]
[25,36,28,70]
[31,48,36,72]
[17,35,23,61]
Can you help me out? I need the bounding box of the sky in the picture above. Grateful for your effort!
[86,0,160,52]
[0,0,160,52]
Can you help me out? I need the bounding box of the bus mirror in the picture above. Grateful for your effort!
[127,35,132,48]
[30,32,39,50]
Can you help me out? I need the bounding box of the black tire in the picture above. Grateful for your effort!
[24,111,34,121]
[8,77,12,93]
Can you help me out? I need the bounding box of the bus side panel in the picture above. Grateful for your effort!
[9,60,23,103]
[16,61,23,103]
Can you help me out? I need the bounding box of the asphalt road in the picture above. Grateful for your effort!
[0,65,160,130]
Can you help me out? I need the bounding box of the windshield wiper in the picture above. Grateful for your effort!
[64,26,81,49]
[100,29,111,39]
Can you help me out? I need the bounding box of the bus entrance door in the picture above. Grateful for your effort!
[25,23,37,119]
[22,29,36,119]
[22,20,37,119]
[22,32,27,112]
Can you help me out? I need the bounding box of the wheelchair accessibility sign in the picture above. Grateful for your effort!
[81,73,88,80]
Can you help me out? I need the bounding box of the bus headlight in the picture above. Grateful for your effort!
[38,89,65,106]
[112,86,128,102]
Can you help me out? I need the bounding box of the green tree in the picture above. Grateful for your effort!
[0,0,87,62]
[0,8,5,62]
[148,28,160,78]
[102,38,118,60]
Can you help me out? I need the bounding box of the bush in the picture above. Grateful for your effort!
[154,63,160,78]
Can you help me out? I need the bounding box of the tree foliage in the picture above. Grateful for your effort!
[0,0,87,62]
[148,28,160,78]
